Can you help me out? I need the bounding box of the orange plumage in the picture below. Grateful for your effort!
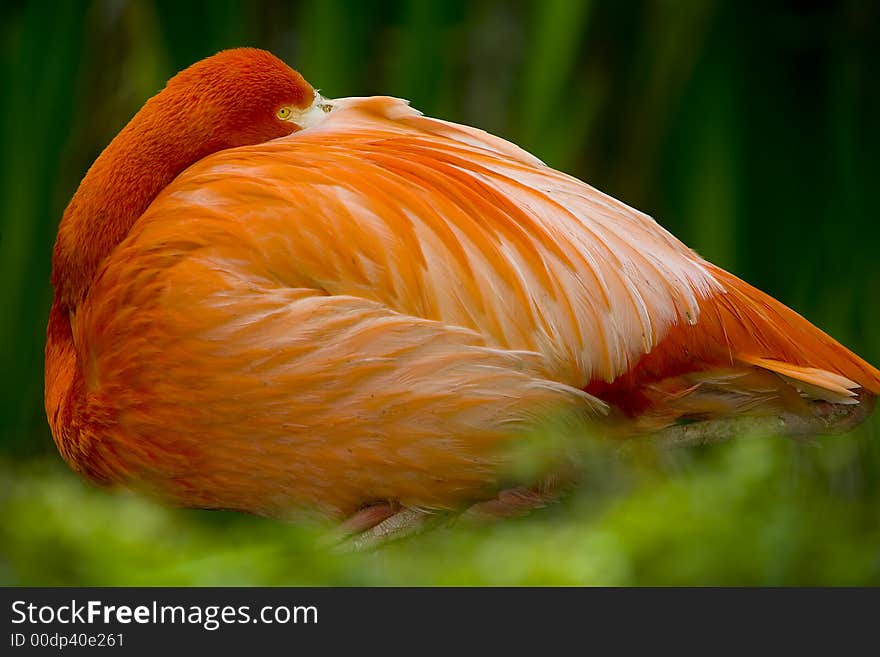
[46,49,879,530]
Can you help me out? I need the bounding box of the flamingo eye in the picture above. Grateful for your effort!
[276,106,292,120]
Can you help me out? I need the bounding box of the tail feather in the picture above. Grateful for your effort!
[737,355,859,404]
[705,265,880,396]
[587,264,880,432]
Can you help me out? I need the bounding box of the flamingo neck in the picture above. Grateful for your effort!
[45,101,219,478]
[51,101,218,310]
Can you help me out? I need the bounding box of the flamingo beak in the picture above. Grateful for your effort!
[291,92,335,131]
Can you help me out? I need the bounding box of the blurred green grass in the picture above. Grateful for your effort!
[3,431,879,585]
[1,0,879,585]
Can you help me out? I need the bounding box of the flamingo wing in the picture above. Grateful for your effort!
[153,96,721,386]
[156,96,880,398]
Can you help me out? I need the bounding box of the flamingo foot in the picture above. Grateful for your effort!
[331,505,438,553]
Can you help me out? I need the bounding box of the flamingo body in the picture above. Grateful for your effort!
[46,51,880,522]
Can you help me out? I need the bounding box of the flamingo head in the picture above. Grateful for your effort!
[157,47,332,149]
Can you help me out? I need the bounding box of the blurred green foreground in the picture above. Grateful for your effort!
[3,433,880,585]
[2,1,879,585]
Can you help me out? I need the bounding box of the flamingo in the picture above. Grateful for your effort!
[46,48,879,546]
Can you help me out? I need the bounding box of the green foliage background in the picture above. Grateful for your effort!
[1,0,879,585]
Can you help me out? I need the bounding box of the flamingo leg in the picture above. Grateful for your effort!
[639,393,875,452]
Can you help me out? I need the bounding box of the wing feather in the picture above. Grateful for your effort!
[78,244,601,515]
[153,96,718,387]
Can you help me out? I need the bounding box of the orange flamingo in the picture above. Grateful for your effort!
[46,49,879,544]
